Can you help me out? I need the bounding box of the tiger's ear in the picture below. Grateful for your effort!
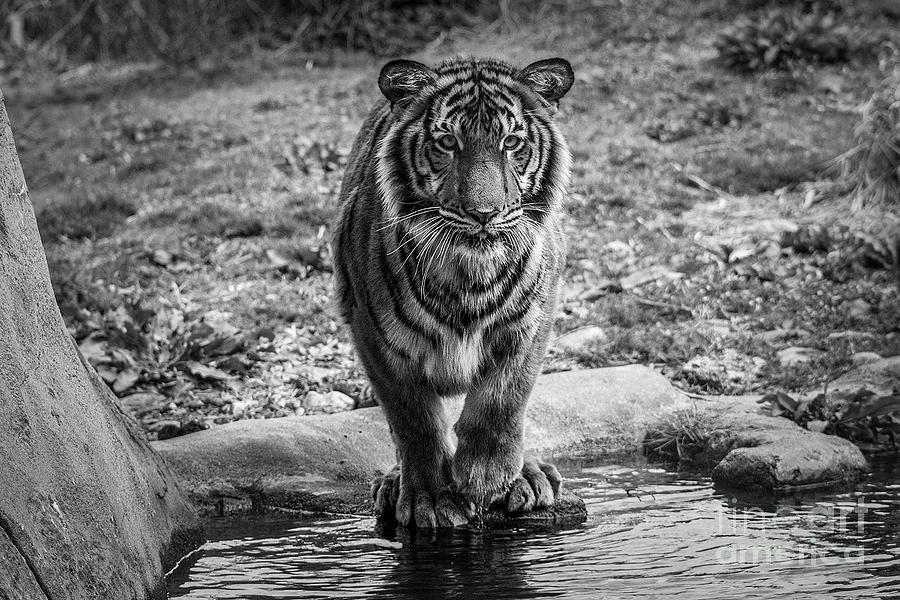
[518,58,574,105]
[378,59,435,105]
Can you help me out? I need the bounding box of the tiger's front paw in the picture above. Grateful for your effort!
[396,486,473,529]
[505,458,562,514]
[452,442,522,509]
[372,465,472,528]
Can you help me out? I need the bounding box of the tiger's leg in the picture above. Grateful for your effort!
[366,373,472,528]
[452,328,562,514]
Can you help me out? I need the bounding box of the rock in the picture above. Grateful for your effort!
[553,325,608,352]
[829,355,900,396]
[848,299,873,319]
[0,97,201,600]
[304,390,356,414]
[152,420,183,440]
[152,366,687,516]
[777,346,825,366]
[851,352,883,366]
[480,489,586,528]
[645,397,868,491]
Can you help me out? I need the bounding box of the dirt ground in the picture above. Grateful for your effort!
[5,0,899,439]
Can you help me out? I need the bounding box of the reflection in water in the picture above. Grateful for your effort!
[167,456,900,600]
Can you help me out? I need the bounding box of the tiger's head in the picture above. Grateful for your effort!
[376,57,574,251]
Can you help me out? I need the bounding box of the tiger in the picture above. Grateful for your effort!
[332,56,574,528]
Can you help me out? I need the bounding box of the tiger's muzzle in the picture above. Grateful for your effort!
[457,148,519,228]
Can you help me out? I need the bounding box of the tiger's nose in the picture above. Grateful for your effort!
[467,207,501,225]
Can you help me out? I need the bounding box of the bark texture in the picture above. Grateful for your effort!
[0,90,202,600]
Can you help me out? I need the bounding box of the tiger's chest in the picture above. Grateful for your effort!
[419,330,485,394]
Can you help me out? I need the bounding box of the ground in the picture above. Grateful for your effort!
[5,0,899,439]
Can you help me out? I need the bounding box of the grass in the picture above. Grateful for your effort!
[643,404,718,465]
[36,191,135,241]
[5,0,900,435]
[696,141,828,194]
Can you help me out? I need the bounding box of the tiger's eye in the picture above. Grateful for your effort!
[502,135,524,151]
[435,133,458,151]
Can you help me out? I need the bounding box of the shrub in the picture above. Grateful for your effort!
[836,51,900,209]
[715,9,860,72]
[0,0,496,66]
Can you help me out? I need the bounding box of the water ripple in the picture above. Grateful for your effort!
[167,456,900,599]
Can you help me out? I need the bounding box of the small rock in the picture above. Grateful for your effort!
[553,326,608,352]
[777,346,825,367]
[848,299,873,319]
[180,419,209,436]
[231,398,259,418]
[851,352,883,366]
[151,420,182,441]
[151,249,173,266]
[304,390,356,414]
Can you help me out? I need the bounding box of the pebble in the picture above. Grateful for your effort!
[151,420,182,441]
[848,299,873,319]
[776,346,825,367]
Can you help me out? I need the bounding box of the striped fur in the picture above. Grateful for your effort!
[332,57,573,526]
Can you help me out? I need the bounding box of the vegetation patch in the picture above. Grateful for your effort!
[643,404,718,465]
[36,191,135,241]
[837,53,900,209]
[695,141,828,193]
[715,9,864,72]
[761,388,900,452]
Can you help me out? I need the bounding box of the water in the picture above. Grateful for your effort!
[167,456,900,599]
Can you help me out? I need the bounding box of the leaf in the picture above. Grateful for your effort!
[78,333,110,365]
[184,361,231,382]
[760,391,799,415]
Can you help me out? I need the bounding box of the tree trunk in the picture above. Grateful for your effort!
[0,91,201,599]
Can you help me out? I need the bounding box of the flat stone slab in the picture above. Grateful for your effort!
[152,365,686,518]
[153,365,871,522]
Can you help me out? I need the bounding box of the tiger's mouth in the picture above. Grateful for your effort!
[438,208,520,239]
